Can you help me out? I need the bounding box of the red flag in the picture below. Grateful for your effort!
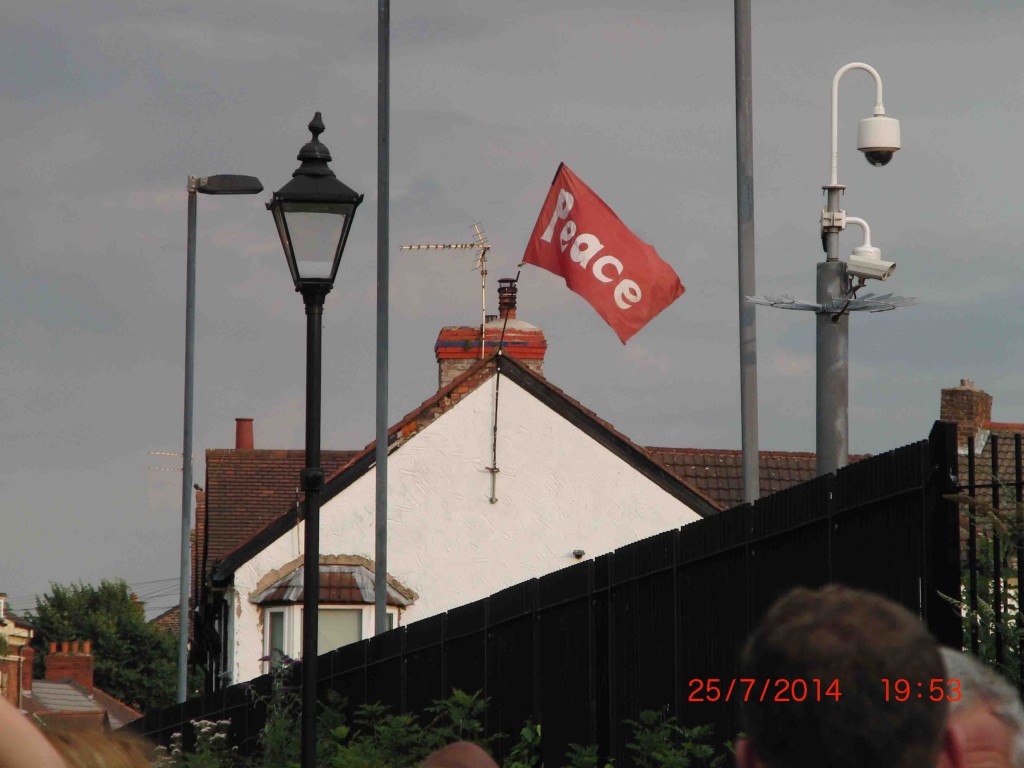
[523,163,684,344]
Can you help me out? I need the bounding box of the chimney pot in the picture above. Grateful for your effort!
[83,640,91,656]
[49,642,57,655]
[498,278,517,320]
[72,640,79,654]
[60,641,69,654]
[235,418,254,450]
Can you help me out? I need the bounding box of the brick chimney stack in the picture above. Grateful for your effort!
[46,640,94,693]
[435,280,547,389]
[235,418,254,450]
[940,379,993,451]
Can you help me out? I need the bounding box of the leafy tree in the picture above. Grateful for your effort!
[28,578,177,712]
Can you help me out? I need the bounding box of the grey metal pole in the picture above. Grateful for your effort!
[374,0,390,637]
[178,179,198,704]
[816,186,848,476]
[734,0,759,504]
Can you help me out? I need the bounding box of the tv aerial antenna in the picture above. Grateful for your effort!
[148,449,189,472]
[400,223,492,359]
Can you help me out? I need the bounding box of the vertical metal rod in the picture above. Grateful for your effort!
[1015,434,1022,692]
[992,434,1003,667]
[968,435,978,654]
[178,180,198,703]
[374,0,390,637]
[734,0,759,503]
[815,187,848,476]
[300,289,325,768]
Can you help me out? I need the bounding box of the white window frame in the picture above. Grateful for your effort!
[261,606,295,675]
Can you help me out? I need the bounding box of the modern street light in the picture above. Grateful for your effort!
[267,112,363,768]
[180,173,263,703]
[817,62,901,476]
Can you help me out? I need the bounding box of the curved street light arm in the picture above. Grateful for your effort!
[830,62,886,186]
[844,215,872,248]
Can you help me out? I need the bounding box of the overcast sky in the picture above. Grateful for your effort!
[3,1,1023,617]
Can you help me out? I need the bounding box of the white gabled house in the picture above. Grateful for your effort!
[196,284,719,687]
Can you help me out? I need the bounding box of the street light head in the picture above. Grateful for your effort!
[268,112,363,292]
[857,115,901,167]
[196,175,264,195]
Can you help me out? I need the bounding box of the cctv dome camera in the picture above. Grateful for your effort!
[864,149,895,167]
[857,115,901,167]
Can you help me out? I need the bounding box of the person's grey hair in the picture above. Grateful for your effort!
[941,647,1024,768]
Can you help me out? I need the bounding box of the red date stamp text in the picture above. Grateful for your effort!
[688,678,842,703]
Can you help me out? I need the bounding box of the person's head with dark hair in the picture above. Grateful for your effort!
[735,584,964,768]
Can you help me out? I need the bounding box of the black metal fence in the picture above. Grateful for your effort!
[136,421,962,763]
[957,430,1024,692]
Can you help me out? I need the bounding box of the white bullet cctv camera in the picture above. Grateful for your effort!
[847,244,896,281]
[844,216,895,281]
[857,114,901,167]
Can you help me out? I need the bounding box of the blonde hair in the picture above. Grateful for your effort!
[46,730,156,768]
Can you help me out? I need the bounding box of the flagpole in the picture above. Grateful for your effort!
[735,0,760,504]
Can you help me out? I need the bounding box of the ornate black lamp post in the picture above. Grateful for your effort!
[267,112,363,768]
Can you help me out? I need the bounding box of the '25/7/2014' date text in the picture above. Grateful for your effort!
[688,678,963,703]
[688,678,842,703]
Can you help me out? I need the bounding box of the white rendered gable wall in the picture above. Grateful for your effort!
[228,374,702,684]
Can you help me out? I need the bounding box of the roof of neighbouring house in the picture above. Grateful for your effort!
[149,605,180,636]
[0,608,35,630]
[953,421,1024,507]
[23,681,141,731]
[211,353,722,583]
[200,449,359,585]
[646,447,871,510]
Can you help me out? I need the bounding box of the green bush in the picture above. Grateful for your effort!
[161,686,728,768]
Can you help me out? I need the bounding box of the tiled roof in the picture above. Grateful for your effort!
[23,681,141,730]
[30,681,100,713]
[250,555,417,606]
[647,447,871,511]
[90,688,143,730]
[150,605,179,636]
[954,422,1024,509]
[198,449,358,594]
[1,609,34,629]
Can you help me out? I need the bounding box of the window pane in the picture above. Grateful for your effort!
[286,209,345,279]
[269,611,285,663]
[318,609,361,653]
